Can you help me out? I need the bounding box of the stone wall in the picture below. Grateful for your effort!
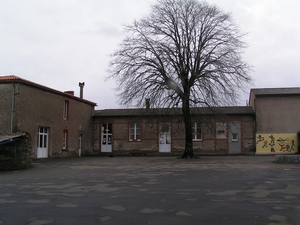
[0,83,14,134]
[14,84,95,158]
[0,133,32,171]
[275,155,300,163]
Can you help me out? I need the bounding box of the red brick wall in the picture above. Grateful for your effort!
[93,114,256,155]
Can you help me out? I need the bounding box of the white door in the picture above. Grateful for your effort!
[37,127,48,158]
[101,123,112,152]
[79,134,83,156]
[159,122,171,152]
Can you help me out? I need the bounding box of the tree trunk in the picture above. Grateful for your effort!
[181,96,195,158]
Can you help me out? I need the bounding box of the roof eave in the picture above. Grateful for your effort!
[0,76,97,106]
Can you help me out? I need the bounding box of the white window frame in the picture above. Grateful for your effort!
[192,122,202,141]
[62,130,68,149]
[231,133,238,142]
[129,123,141,141]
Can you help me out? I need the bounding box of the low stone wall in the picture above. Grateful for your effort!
[0,133,32,171]
[275,155,300,164]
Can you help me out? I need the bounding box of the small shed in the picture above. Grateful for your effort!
[0,133,32,171]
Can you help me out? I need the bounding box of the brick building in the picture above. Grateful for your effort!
[93,107,256,155]
[0,75,96,158]
[2,75,299,158]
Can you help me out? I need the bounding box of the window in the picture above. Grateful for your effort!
[232,133,238,142]
[38,127,48,148]
[192,122,202,141]
[79,134,83,156]
[129,123,141,141]
[63,100,69,120]
[62,130,68,149]
[216,122,227,139]
[102,123,112,134]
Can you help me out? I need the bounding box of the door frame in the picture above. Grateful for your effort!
[37,126,49,158]
[228,121,241,154]
[159,122,171,152]
[101,123,113,152]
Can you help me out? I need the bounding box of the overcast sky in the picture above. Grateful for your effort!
[1,0,299,109]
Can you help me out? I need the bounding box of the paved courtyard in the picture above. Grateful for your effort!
[0,156,300,225]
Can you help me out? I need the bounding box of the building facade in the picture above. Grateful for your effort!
[2,75,299,158]
[93,107,256,155]
[249,88,300,154]
[0,75,96,158]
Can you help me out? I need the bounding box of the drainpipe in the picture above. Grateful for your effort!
[10,83,15,133]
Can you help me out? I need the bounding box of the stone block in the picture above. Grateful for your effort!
[275,155,300,163]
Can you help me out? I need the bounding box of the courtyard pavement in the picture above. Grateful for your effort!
[0,155,300,225]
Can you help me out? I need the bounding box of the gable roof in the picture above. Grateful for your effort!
[0,75,97,106]
[94,106,254,117]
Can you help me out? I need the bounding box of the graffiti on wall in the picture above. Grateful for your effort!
[256,133,297,153]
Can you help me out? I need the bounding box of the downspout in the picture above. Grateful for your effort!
[10,83,15,133]
[253,97,257,154]
[90,105,95,155]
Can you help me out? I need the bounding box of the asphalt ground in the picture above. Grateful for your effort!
[0,155,300,225]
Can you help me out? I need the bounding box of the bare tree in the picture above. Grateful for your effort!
[108,0,252,158]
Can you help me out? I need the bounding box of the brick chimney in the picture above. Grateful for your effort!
[79,82,85,99]
[145,98,150,110]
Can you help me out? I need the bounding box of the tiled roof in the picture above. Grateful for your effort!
[0,75,22,81]
[0,75,97,106]
[94,106,254,117]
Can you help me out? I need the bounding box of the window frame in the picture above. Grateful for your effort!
[231,133,238,142]
[63,100,69,120]
[192,122,202,141]
[62,129,68,150]
[216,122,227,139]
[129,122,141,141]
[37,127,48,148]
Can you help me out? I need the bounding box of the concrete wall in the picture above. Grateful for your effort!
[256,133,297,154]
[251,95,300,154]
[254,95,300,133]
